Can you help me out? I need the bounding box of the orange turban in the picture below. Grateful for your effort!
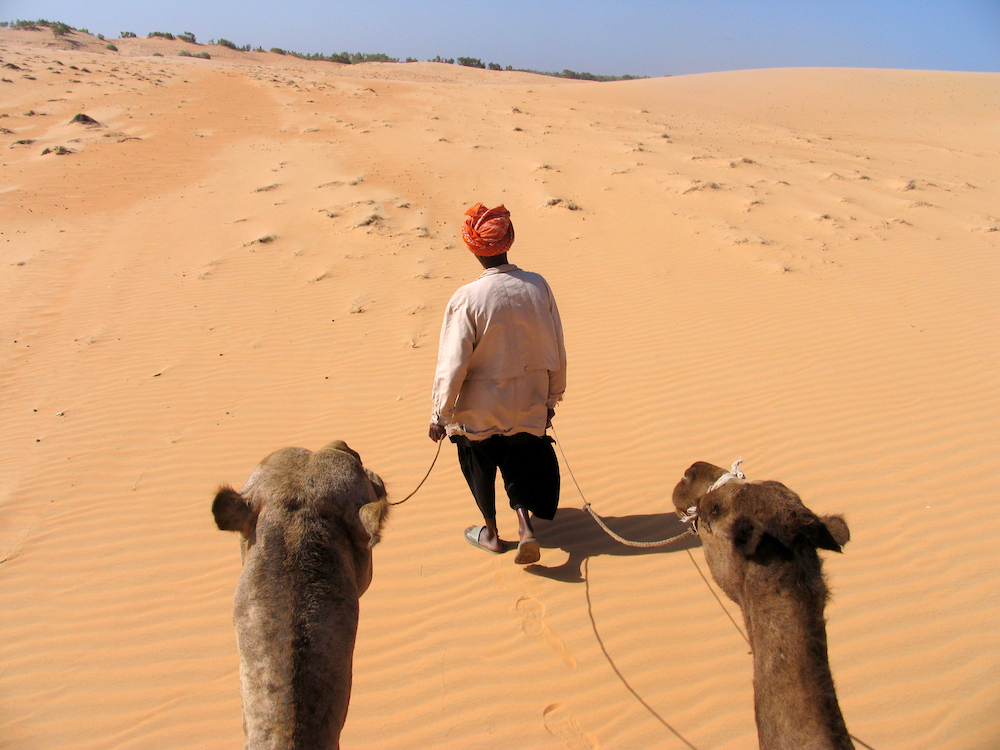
[462,203,514,256]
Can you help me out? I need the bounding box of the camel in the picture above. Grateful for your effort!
[673,461,854,750]
[213,440,389,750]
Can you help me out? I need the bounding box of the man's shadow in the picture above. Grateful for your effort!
[526,507,701,582]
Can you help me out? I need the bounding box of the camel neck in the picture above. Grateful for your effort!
[744,595,854,750]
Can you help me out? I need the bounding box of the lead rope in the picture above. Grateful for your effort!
[557,432,873,747]
[391,427,698,549]
[550,424,697,547]
[389,440,442,506]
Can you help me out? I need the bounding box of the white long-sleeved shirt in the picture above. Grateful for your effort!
[431,264,566,439]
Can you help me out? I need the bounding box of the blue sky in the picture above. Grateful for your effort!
[3,0,999,77]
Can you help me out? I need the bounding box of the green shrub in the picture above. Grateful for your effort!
[148,31,174,40]
[457,57,485,69]
[488,62,501,71]
[178,50,210,59]
[12,19,41,31]
[120,31,136,38]
[51,21,72,36]
[560,68,643,81]
[513,66,645,82]
[178,31,196,43]
[348,52,397,63]
[218,41,253,51]
[270,47,287,55]
[106,43,118,51]
[429,56,454,64]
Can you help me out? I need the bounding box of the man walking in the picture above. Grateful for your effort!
[429,203,567,564]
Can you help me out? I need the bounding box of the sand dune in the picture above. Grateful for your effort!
[2,29,999,749]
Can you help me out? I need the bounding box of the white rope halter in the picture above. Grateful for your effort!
[705,458,745,494]
[680,459,745,523]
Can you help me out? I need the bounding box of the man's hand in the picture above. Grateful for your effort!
[546,407,555,428]
[428,423,447,442]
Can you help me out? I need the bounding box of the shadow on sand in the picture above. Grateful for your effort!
[521,507,705,748]
[525,506,701,582]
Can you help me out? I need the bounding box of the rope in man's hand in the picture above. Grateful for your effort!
[389,440,443,506]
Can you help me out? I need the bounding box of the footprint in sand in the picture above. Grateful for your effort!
[514,596,577,668]
[516,595,546,636]
[543,703,600,750]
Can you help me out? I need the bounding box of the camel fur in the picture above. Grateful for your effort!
[673,461,854,750]
[213,440,389,750]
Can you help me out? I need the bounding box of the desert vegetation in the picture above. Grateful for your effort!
[518,67,645,81]
[2,19,71,36]
[1,18,644,79]
[2,19,43,30]
[267,50,399,63]
[431,57,642,80]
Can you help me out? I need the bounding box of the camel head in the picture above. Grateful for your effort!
[211,440,389,748]
[672,462,850,604]
[212,440,390,590]
[672,460,736,517]
[674,462,856,749]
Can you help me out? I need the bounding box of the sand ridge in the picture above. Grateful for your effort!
[2,30,999,749]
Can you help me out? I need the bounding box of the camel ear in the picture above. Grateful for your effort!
[815,514,850,551]
[731,514,802,559]
[365,468,386,501]
[213,486,256,537]
[730,515,767,556]
[358,470,388,548]
[327,440,362,462]
[359,497,388,549]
